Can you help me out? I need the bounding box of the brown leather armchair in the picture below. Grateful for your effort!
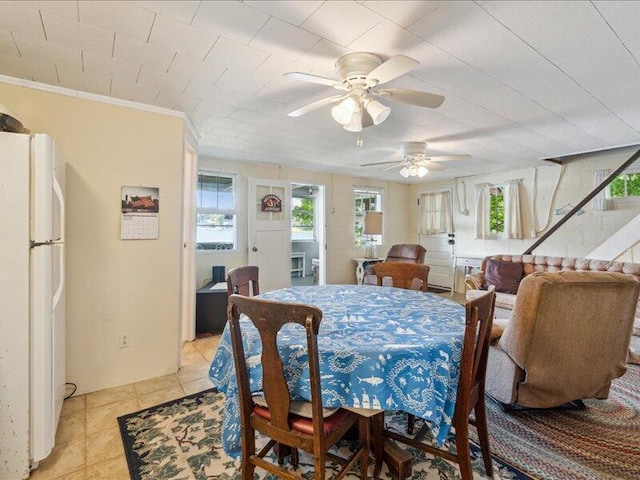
[385,244,427,263]
[487,271,640,409]
[364,244,426,285]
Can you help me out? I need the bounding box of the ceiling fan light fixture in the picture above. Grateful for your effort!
[331,96,357,125]
[399,166,410,178]
[343,111,363,132]
[417,166,429,177]
[364,98,391,125]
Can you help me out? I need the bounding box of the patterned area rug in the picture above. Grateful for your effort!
[471,364,640,480]
[118,389,530,480]
[118,365,639,480]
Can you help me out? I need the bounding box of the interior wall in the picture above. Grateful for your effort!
[0,82,185,395]
[196,157,414,287]
[411,146,640,290]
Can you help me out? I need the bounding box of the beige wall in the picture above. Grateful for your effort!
[196,157,415,287]
[0,83,185,395]
[411,146,640,290]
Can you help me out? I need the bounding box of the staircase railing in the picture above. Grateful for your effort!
[524,147,640,255]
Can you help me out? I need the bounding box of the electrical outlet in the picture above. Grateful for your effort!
[119,333,130,349]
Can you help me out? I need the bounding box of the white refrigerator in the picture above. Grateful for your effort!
[0,132,66,479]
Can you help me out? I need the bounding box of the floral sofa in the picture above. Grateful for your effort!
[465,254,640,364]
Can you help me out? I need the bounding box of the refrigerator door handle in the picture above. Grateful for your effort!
[53,172,65,242]
[52,243,64,311]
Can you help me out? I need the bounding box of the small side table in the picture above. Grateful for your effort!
[353,257,385,285]
[291,252,306,277]
[451,255,484,294]
[196,281,228,334]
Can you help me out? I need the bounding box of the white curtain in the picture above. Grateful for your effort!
[420,191,453,234]
[474,183,491,239]
[593,169,613,211]
[504,179,523,239]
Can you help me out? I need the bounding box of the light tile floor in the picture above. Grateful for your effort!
[28,291,465,480]
[28,335,220,480]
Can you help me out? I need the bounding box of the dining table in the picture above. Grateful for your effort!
[208,284,466,461]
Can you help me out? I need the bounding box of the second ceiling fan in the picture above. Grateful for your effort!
[285,53,444,132]
[362,142,472,178]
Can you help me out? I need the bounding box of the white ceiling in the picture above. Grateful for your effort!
[2,0,640,182]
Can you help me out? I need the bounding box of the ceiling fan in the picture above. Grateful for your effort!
[361,142,472,178]
[284,53,445,132]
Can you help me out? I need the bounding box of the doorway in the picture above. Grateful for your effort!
[417,187,454,289]
[291,183,325,287]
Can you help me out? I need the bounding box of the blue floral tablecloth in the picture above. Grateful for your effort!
[209,285,466,458]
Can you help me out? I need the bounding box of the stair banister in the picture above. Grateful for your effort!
[524,148,640,255]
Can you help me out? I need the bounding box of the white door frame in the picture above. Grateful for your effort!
[179,137,198,347]
[291,183,326,285]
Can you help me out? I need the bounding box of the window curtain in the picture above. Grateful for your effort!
[474,183,491,239]
[593,169,613,211]
[420,191,453,234]
[504,179,523,239]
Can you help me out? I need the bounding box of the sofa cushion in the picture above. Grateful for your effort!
[467,289,516,311]
[485,259,524,294]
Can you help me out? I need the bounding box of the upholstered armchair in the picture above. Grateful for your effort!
[363,244,426,285]
[486,271,640,409]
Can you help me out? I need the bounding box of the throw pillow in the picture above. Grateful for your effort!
[484,259,523,294]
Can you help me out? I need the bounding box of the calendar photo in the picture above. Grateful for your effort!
[121,186,159,240]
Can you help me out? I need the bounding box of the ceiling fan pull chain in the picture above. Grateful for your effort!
[356,133,363,148]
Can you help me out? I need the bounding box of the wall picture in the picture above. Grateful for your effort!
[121,186,159,240]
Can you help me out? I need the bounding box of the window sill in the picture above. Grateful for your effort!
[612,197,640,207]
[196,248,238,254]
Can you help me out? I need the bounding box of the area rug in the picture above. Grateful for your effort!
[118,366,640,480]
[118,389,530,480]
[470,364,640,480]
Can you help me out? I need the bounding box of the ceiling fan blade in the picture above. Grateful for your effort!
[360,160,402,167]
[382,163,404,172]
[429,154,472,162]
[367,55,419,85]
[416,160,446,171]
[283,72,346,90]
[287,95,347,118]
[376,88,445,108]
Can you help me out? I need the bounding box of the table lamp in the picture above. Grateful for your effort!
[363,211,382,259]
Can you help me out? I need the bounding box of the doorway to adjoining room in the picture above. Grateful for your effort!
[290,183,325,287]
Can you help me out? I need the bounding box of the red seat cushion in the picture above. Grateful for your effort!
[253,405,351,435]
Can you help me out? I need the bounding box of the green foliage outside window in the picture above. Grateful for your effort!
[610,173,640,198]
[292,197,315,240]
[489,190,504,233]
[292,198,314,226]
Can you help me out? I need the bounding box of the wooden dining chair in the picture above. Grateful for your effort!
[228,294,370,480]
[379,288,496,480]
[372,262,430,292]
[226,266,260,298]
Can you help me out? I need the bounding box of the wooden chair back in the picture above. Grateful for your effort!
[381,288,496,480]
[457,287,495,417]
[228,294,322,433]
[226,266,260,298]
[372,262,430,292]
[228,294,370,480]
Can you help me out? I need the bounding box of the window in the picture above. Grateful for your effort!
[610,173,640,199]
[489,185,504,234]
[196,173,236,250]
[291,187,316,241]
[354,187,382,246]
